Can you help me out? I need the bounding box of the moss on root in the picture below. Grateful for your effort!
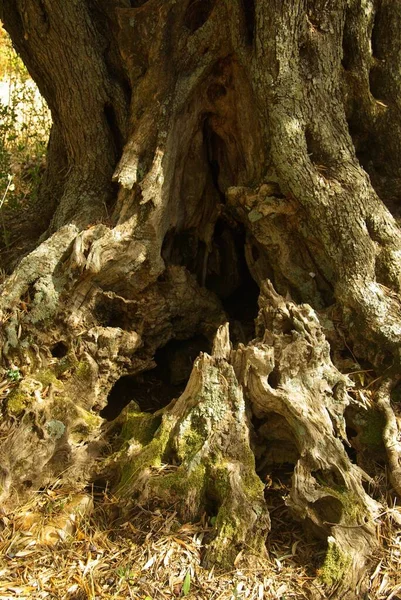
[77,406,102,430]
[111,356,270,568]
[321,486,365,524]
[7,365,67,416]
[116,415,174,495]
[204,460,267,566]
[7,388,30,416]
[69,407,103,442]
[318,536,351,587]
[149,463,207,518]
[121,411,162,446]
[74,361,92,381]
[34,369,63,389]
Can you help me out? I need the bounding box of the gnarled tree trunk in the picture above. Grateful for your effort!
[1,1,401,597]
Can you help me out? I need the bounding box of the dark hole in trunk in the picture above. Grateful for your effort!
[85,478,110,498]
[267,367,280,389]
[205,218,259,344]
[51,341,68,358]
[346,112,384,179]
[369,66,387,104]
[104,102,124,160]
[312,496,343,525]
[252,413,300,484]
[344,425,358,463]
[161,218,259,345]
[263,462,295,489]
[94,294,131,329]
[183,0,215,33]
[371,10,385,60]
[161,228,206,276]
[241,0,255,45]
[391,381,401,403]
[341,18,356,71]
[343,440,358,463]
[346,426,357,439]
[100,334,211,420]
[311,468,346,489]
[204,493,219,521]
[129,0,150,6]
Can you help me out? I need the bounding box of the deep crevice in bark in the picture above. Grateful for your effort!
[341,18,355,71]
[368,67,386,105]
[241,0,255,45]
[129,0,150,7]
[371,8,384,61]
[104,102,124,160]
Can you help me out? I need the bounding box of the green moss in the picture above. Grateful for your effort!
[211,456,264,506]
[340,491,363,522]
[176,422,206,461]
[154,463,206,497]
[121,412,161,446]
[321,486,363,523]
[75,361,92,381]
[77,406,102,429]
[212,466,230,500]
[318,537,351,587]
[243,470,265,503]
[7,370,64,416]
[214,507,237,540]
[69,407,102,440]
[7,389,30,415]
[118,441,163,492]
[209,505,251,568]
[34,369,62,389]
[117,417,174,494]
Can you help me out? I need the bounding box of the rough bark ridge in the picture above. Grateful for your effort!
[1,0,401,597]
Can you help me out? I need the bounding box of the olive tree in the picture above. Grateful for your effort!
[1,1,401,596]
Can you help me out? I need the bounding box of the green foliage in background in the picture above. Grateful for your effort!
[0,23,51,242]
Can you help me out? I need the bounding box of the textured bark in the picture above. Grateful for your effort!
[1,1,401,597]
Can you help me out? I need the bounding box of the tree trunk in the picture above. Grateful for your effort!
[1,0,401,596]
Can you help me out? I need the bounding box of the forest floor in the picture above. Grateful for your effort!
[0,472,400,600]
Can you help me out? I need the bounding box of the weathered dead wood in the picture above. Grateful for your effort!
[375,377,401,496]
[231,282,380,592]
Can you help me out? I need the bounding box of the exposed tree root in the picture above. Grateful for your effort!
[376,377,401,496]
[113,326,270,567]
